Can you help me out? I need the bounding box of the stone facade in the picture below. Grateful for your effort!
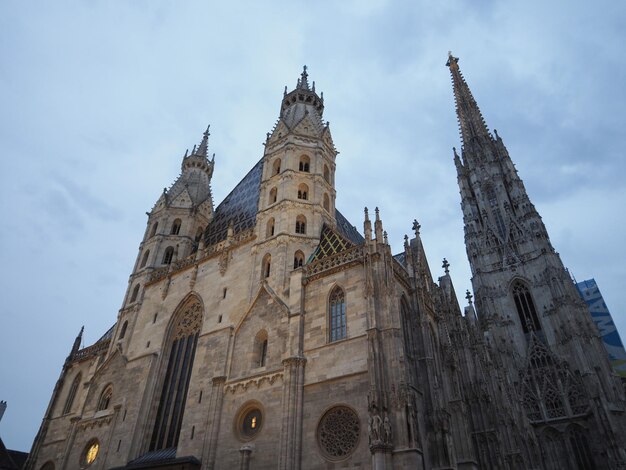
[26,61,626,470]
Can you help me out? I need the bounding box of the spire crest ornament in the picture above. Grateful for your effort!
[298,65,310,90]
[442,258,450,274]
[412,219,421,236]
[446,52,491,148]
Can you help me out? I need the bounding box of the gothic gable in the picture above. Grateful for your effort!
[229,284,290,379]
[519,335,588,423]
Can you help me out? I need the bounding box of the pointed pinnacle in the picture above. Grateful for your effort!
[195,125,210,157]
[298,65,310,90]
[364,207,370,221]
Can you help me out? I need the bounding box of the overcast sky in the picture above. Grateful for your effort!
[1,0,625,452]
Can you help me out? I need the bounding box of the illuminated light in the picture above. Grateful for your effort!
[86,442,99,464]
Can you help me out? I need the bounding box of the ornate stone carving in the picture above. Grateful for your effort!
[318,406,360,460]
[173,301,202,340]
[304,245,364,281]
[225,372,283,394]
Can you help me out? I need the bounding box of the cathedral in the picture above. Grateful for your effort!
[26,55,626,470]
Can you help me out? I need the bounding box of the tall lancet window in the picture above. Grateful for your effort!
[329,287,346,342]
[149,297,203,451]
[486,186,506,239]
[512,281,541,333]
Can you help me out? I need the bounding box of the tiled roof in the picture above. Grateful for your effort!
[335,209,364,245]
[204,159,264,246]
[202,158,364,250]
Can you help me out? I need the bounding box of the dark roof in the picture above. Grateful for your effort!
[335,209,364,244]
[97,324,115,342]
[0,437,28,470]
[204,159,264,246]
[110,447,201,470]
[393,252,407,266]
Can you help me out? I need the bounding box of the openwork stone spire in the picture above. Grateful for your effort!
[446,52,491,147]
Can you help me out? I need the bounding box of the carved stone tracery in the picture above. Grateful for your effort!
[317,406,360,460]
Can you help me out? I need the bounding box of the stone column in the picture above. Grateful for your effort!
[203,376,226,470]
[239,445,253,470]
[279,357,306,470]
[60,416,80,470]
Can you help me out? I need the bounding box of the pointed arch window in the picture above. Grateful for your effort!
[297,183,309,200]
[262,254,271,278]
[140,250,150,268]
[162,246,174,265]
[97,385,112,411]
[272,159,281,176]
[512,281,541,333]
[299,155,310,172]
[149,298,202,451]
[293,250,304,269]
[119,321,128,340]
[171,219,182,235]
[255,330,268,367]
[130,284,140,303]
[323,193,330,212]
[486,186,506,239]
[266,218,275,238]
[323,164,330,183]
[295,215,307,234]
[329,287,346,342]
[568,426,595,469]
[150,222,159,238]
[62,373,81,415]
[269,187,278,204]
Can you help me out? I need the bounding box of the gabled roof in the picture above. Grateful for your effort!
[204,159,264,246]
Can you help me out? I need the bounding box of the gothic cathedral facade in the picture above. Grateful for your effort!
[26,57,626,470]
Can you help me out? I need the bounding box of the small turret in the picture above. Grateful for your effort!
[374,207,383,241]
[364,207,372,242]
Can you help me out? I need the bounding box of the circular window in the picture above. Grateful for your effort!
[317,406,360,460]
[81,439,99,467]
[235,403,264,441]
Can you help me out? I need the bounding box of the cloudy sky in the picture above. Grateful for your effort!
[1,0,625,452]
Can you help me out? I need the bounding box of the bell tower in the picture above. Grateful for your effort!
[254,66,338,292]
[121,127,215,310]
[448,53,626,465]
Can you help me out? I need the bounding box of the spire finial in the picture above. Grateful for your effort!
[412,219,421,236]
[442,258,450,274]
[298,65,310,90]
[195,125,210,157]
[465,289,473,305]
[364,207,370,221]
[375,207,380,221]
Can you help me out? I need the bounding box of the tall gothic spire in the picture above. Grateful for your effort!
[446,52,491,147]
[194,125,210,157]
